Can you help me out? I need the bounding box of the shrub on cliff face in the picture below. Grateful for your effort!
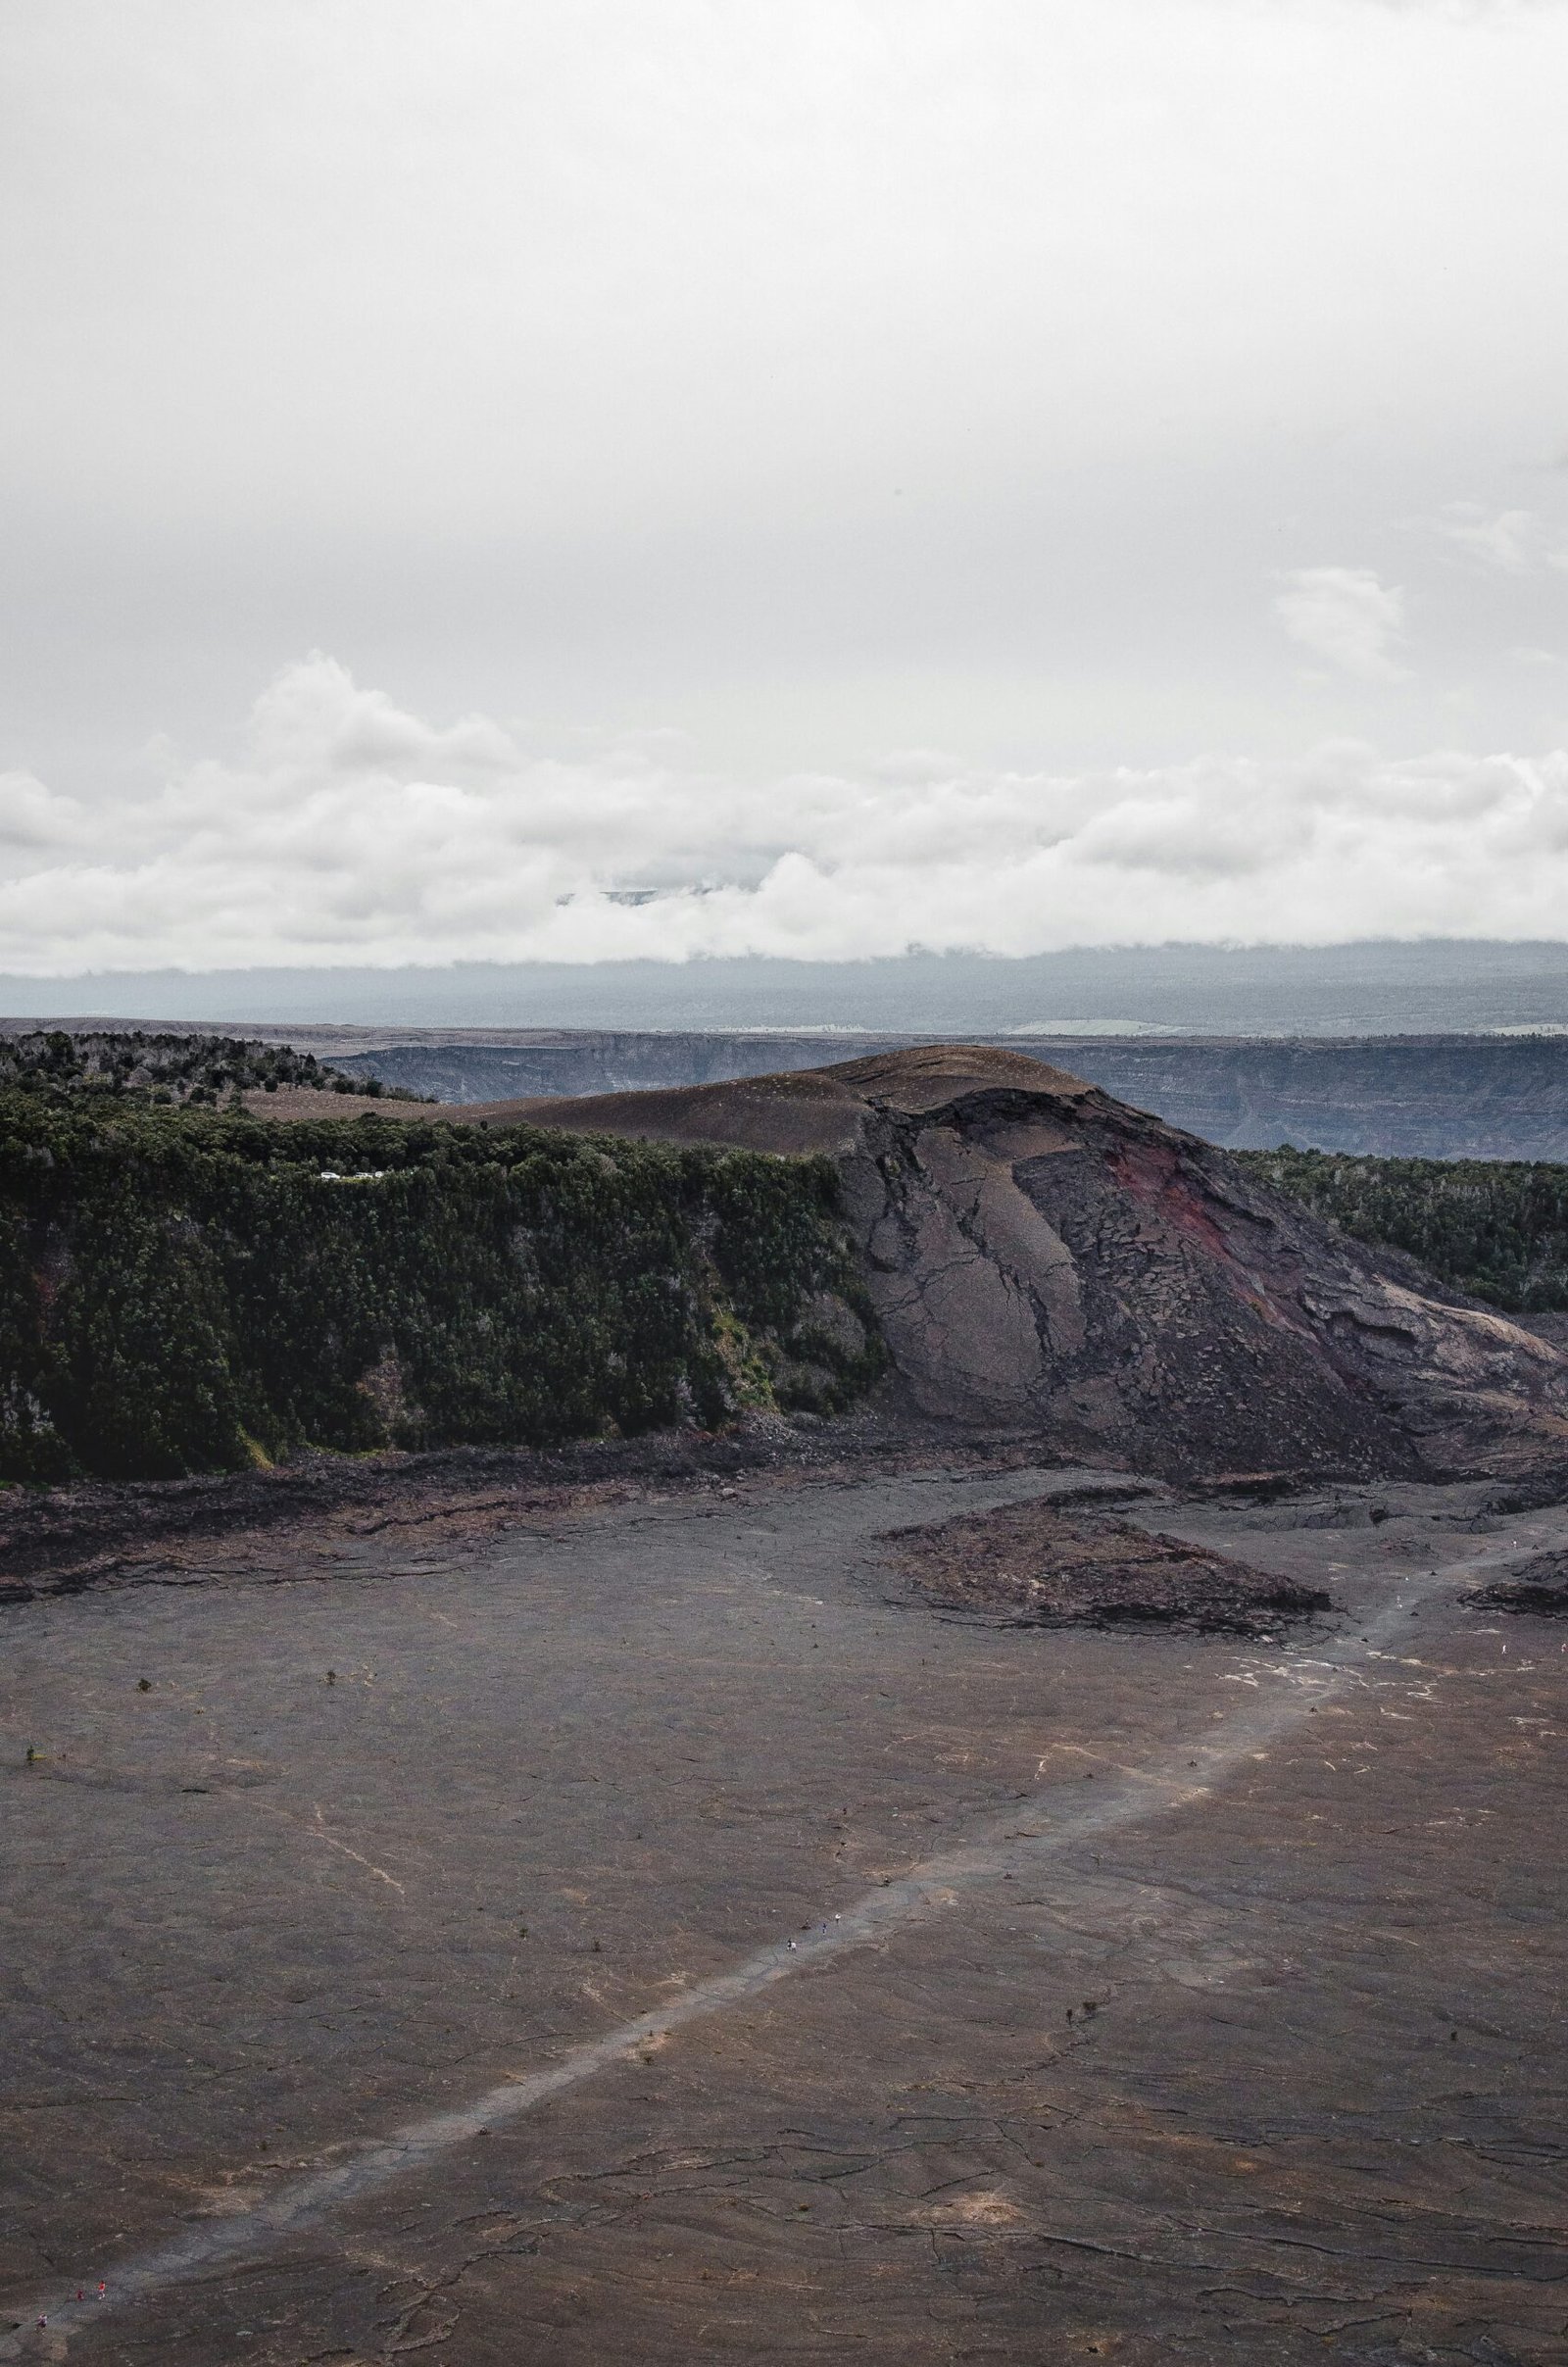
[1238,1146,1568,1314]
[0,1098,882,1482]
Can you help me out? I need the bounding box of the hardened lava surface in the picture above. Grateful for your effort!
[2,1460,1566,2363]
[880,1493,1334,1635]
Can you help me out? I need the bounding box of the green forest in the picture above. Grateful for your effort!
[0,1026,422,1106]
[0,1096,882,1483]
[1237,1147,1568,1314]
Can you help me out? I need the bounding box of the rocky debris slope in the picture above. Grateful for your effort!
[0,1413,947,1604]
[495,1044,1568,1479]
[1464,1552,1568,1617]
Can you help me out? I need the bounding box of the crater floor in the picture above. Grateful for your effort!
[2,1462,1565,2364]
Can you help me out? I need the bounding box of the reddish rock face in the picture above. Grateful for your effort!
[456,1043,1568,1479]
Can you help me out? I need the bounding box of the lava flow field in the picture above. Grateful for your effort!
[3,1455,1565,2364]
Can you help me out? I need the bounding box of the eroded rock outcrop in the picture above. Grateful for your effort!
[498,1044,1568,1477]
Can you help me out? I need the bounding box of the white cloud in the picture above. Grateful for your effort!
[1428,501,1568,572]
[4,656,1568,972]
[1274,567,1410,681]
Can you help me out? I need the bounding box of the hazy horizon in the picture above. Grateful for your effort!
[9,939,1568,1039]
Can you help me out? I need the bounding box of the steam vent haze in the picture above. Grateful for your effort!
[3,0,1568,1000]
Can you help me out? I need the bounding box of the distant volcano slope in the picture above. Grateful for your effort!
[487,1045,1568,1478]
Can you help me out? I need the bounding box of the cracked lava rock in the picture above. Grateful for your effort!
[881,1496,1334,1634]
[1464,1549,1568,1616]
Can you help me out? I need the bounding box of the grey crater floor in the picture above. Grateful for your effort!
[2,1462,1566,2364]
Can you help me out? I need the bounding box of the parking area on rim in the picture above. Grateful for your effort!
[3,1462,1566,2364]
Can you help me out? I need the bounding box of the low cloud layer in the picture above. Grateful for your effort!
[3,658,1568,975]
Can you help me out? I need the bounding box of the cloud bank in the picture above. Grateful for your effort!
[4,657,1568,975]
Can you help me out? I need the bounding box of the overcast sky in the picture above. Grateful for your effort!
[3,0,1568,975]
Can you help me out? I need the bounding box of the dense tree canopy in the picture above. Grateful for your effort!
[0,1028,418,1106]
[0,1098,881,1482]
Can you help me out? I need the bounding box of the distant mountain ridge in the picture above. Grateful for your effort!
[316,1030,1568,1159]
[320,1029,1568,1160]
[10,1020,1568,1158]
